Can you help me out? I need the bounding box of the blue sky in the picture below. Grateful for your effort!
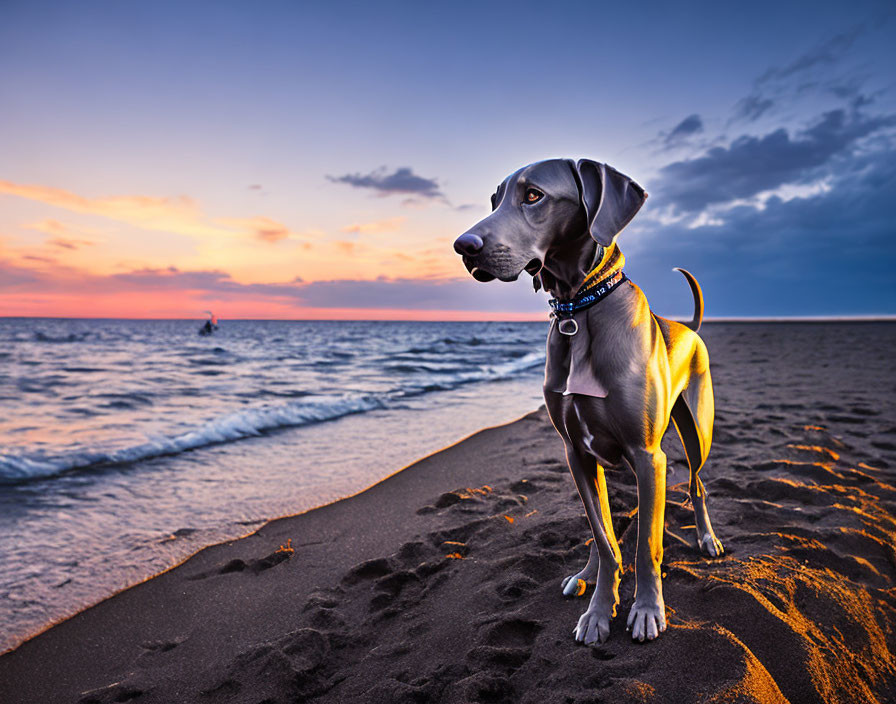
[1,0,894,318]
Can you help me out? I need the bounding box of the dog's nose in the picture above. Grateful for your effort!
[453,232,484,256]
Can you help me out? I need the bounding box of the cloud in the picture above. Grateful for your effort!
[624,143,896,317]
[0,180,216,233]
[663,114,704,146]
[22,219,98,249]
[0,259,548,314]
[290,277,541,311]
[651,106,896,215]
[48,238,94,250]
[341,216,406,234]
[0,261,44,285]
[756,27,864,86]
[24,218,99,238]
[1,180,298,245]
[732,94,775,122]
[216,216,291,243]
[327,167,442,198]
[731,26,866,123]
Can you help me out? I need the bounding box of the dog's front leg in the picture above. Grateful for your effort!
[626,447,668,642]
[565,448,622,645]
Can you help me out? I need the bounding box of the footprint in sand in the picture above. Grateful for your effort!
[186,545,294,581]
[78,678,149,704]
[201,628,334,702]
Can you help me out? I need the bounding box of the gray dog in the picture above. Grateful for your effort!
[453,158,723,644]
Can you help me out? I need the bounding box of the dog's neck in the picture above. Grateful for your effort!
[541,238,621,301]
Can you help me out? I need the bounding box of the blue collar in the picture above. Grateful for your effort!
[549,269,627,335]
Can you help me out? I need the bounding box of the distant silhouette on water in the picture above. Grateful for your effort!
[199,312,219,336]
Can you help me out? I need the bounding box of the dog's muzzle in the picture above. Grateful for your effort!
[462,257,497,282]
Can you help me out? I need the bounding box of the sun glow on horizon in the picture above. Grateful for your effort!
[0,176,484,319]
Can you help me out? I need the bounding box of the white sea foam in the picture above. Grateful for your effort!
[0,348,545,483]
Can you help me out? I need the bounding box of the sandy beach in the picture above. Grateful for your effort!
[2,321,895,704]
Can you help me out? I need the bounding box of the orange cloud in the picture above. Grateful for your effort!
[48,238,95,250]
[24,218,100,237]
[23,219,100,250]
[0,179,216,233]
[1,179,298,245]
[341,216,406,234]
[216,216,291,243]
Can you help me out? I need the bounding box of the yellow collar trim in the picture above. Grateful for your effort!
[580,245,625,291]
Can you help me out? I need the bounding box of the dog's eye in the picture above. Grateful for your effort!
[524,188,544,204]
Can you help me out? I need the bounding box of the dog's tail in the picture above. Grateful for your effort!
[674,268,704,333]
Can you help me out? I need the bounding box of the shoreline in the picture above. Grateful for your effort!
[2,321,896,703]
[0,404,544,656]
[0,374,544,655]
[0,409,556,700]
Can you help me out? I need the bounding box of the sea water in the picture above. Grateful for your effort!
[0,319,548,650]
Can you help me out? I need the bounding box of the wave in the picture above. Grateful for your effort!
[33,331,94,343]
[0,350,544,484]
[0,394,384,484]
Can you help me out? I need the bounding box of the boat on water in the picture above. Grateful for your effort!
[198,312,219,336]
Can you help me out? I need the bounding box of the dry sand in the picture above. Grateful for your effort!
[1,322,895,703]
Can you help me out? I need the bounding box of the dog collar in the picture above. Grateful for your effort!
[548,246,627,336]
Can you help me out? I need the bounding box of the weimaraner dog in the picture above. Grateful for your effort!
[453,158,723,644]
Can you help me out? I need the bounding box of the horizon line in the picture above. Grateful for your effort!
[1,314,895,323]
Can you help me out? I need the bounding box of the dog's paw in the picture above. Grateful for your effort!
[699,532,725,557]
[626,599,666,642]
[561,574,591,597]
[573,608,612,645]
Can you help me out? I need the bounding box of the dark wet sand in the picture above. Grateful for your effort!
[1,322,895,704]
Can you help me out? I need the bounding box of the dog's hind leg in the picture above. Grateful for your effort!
[564,448,622,645]
[671,361,724,557]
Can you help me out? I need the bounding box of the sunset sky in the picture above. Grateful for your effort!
[1,1,894,319]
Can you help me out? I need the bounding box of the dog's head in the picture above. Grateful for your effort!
[453,158,646,283]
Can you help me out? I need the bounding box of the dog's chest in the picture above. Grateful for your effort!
[544,318,611,398]
[545,392,623,467]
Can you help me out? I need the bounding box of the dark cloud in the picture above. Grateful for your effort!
[327,167,442,199]
[732,94,775,123]
[286,277,543,311]
[0,261,43,285]
[653,107,896,214]
[732,26,866,123]
[0,261,547,313]
[626,146,896,317]
[663,114,703,146]
[756,27,864,86]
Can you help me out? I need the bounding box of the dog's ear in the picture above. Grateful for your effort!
[574,159,647,246]
[490,181,506,212]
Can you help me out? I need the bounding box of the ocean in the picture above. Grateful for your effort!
[0,319,548,651]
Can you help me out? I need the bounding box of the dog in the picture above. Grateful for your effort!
[453,158,723,644]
